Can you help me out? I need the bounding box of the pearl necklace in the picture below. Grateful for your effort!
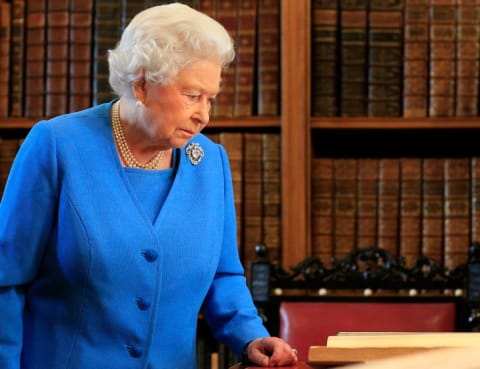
[111,101,165,170]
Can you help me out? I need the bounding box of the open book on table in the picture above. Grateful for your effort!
[307,332,480,366]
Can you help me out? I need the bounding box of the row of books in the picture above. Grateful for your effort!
[312,0,480,118]
[0,0,280,119]
[206,131,282,276]
[312,156,480,270]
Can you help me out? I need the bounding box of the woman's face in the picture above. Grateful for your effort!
[139,59,222,149]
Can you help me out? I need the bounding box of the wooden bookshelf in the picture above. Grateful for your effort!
[282,0,480,270]
[2,0,480,272]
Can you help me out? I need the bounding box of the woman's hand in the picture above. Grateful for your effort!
[245,337,298,367]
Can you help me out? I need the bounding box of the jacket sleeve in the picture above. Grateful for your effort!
[201,144,270,356]
[0,121,58,368]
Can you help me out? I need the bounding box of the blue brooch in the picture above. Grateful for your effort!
[186,142,204,165]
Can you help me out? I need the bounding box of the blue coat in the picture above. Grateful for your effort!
[0,102,269,369]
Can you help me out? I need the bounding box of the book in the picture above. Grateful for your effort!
[311,157,335,265]
[219,132,244,253]
[325,332,480,348]
[399,158,422,267]
[421,158,445,263]
[402,0,429,118]
[333,159,357,258]
[0,1,11,118]
[211,0,237,118]
[261,132,281,263]
[455,0,480,117]
[308,346,439,365]
[308,346,479,368]
[24,0,46,117]
[443,158,470,269]
[121,0,147,30]
[198,0,216,19]
[471,157,480,243]
[356,158,378,248]
[428,0,456,117]
[0,138,21,198]
[242,133,263,277]
[367,0,404,117]
[377,159,400,255]
[9,0,26,117]
[311,0,339,117]
[256,0,280,116]
[92,0,122,105]
[337,346,480,369]
[339,0,368,116]
[68,0,94,112]
[234,0,257,117]
[45,0,70,117]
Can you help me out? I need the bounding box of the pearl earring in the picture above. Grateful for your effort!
[136,100,143,107]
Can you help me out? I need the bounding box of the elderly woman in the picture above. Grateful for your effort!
[0,3,297,369]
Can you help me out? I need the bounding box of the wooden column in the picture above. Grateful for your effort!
[281,0,311,267]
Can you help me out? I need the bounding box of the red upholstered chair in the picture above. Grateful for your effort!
[279,301,457,360]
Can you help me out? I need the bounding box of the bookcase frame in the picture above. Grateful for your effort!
[2,0,480,271]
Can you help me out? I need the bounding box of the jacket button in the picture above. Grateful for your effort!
[142,249,158,262]
[126,344,142,358]
[135,297,151,311]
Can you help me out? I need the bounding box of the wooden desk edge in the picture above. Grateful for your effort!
[229,362,316,369]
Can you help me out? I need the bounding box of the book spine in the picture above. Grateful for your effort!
[0,138,21,198]
[356,158,379,248]
[311,157,335,265]
[256,0,280,116]
[339,0,368,116]
[92,0,122,105]
[261,132,281,263]
[399,157,422,267]
[367,0,404,117]
[443,158,470,269]
[0,1,11,118]
[121,0,148,30]
[45,0,70,117]
[377,158,400,255]
[421,158,445,263]
[471,157,480,243]
[428,0,456,117]
[68,0,93,112]
[242,133,263,277]
[211,0,237,118]
[219,132,244,253]
[311,0,339,117]
[403,0,429,117]
[199,0,217,18]
[9,0,25,117]
[455,0,480,116]
[233,0,257,117]
[24,0,46,117]
[333,158,357,259]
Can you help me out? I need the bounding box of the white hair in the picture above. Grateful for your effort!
[108,3,235,98]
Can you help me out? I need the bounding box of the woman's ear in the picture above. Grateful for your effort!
[132,78,146,103]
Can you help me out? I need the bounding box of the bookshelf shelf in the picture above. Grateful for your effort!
[0,116,281,130]
[209,116,281,129]
[0,118,39,130]
[311,117,480,130]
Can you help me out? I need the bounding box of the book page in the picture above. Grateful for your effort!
[327,332,480,348]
